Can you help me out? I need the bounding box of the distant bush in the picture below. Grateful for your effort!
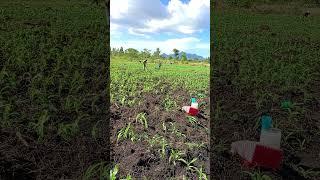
[223,0,320,7]
[224,0,254,8]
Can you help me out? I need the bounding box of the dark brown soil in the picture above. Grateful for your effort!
[0,128,109,180]
[110,88,210,179]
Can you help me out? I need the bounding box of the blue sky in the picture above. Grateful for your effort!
[110,0,210,58]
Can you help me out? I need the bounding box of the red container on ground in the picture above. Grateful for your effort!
[244,144,283,170]
[187,107,199,116]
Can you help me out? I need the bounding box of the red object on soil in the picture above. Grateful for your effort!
[187,107,199,116]
[244,144,283,170]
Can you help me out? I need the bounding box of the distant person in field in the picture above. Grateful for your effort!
[157,62,162,70]
[139,59,147,70]
[304,11,310,17]
[139,59,148,70]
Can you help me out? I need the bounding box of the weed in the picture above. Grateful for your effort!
[162,96,177,111]
[91,120,102,139]
[296,138,306,151]
[136,112,148,128]
[158,139,169,158]
[58,120,79,141]
[292,165,320,179]
[83,162,109,180]
[169,149,185,166]
[196,166,208,180]
[186,116,198,126]
[147,134,170,158]
[120,95,127,106]
[120,174,132,180]
[109,164,119,180]
[169,122,186,138]
[162,122,167,132]
[117,122,136,142]
[1,104,16,128]
[148,134,161,147]
[127,99,135,107]
[137,132,149,141]
[29,110,49,141]
[64,95,84,113]
[185,142,205,150]
[287,110,301,122]
[178,158,198,172]
[197,93,206,99]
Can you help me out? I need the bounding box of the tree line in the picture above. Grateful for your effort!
[217,0,320,8]
[111,47,209,63]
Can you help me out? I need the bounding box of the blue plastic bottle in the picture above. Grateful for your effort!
[261,115,272,130]
[191,98,198,109]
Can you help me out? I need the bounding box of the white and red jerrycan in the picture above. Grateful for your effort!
[182,98,199,116]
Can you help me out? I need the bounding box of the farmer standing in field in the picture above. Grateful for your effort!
[157,61,162,70]
[143,59,147,70]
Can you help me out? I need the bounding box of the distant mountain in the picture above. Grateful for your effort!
[161,52,205,61]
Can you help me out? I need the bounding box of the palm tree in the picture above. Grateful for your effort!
[173,48,179,60]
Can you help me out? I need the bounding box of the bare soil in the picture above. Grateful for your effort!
[0,129,109,179]
[110,88,210,179]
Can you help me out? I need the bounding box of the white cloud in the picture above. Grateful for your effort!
[110,0,129,19]
[110,37,209,57]
[128,28,151,39]
[110,0,209,35]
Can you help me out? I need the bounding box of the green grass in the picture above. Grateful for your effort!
[0,0,108,179]
[213,11,320,100]
[0,0,108,140]
[111,55,209,107]
[211,6,320,179]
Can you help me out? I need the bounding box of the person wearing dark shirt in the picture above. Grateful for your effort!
[143,59,147,70]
